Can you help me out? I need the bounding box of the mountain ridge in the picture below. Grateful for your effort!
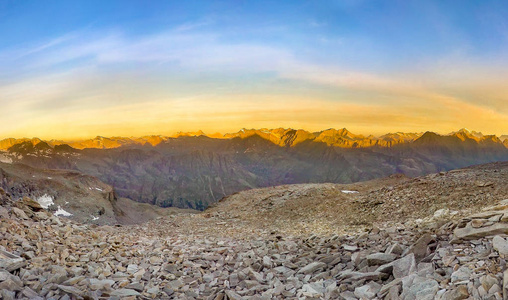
[2,127,508,210]
[1,127,507,150]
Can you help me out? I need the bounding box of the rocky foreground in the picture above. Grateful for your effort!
[1,163,508,299]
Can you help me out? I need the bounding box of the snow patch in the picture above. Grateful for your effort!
[47,177,52,179]
[54,206,72,217]
[0,154,12,164]
[91,215,99,221]
[94,187,103,192]
[341,190,359,194]
[35,194,54,209]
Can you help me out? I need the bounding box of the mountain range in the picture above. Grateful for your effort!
[1,127,507,210]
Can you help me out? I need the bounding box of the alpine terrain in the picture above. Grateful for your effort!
[1,128,507,211]
[1,161,508,299]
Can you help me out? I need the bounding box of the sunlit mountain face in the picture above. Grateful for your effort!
[2,127,507,210]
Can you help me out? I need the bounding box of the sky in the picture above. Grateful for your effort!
[1,0,508,139]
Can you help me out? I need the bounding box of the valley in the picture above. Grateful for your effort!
[1,128,508,211]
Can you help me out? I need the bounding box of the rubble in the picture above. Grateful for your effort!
[1,164,508,299]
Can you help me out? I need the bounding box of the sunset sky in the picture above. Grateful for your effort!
[1,0,508,139]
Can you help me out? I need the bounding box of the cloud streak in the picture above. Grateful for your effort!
[1,26,508,139]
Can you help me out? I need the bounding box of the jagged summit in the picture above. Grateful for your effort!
[2,128,505,151]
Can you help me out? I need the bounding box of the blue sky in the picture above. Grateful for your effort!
[1,0,508,138]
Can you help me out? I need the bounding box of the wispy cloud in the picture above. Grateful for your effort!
[1,25,508,138]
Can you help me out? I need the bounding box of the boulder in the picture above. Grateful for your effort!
[0,250,26,272]
[493,235,508,256]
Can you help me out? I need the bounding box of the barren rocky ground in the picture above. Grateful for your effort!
[1,161,508,299]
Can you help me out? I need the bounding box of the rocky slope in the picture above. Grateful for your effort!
[2,128,507,210]
[1,162,508,299]
[0,162,194,225]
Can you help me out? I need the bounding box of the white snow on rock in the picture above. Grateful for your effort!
[341,190,359,194]
[0,154,12,164]
[91,215,99,221]
[54,206,72,217]
[94,187,103,192]
[35,194,54,209]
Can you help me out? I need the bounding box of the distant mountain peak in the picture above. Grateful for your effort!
[1,127,507,150]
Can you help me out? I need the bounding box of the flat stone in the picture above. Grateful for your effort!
[379,278,403,297]
[343,245,358,251]
[451,266,472,283]
[354,281,382,299]
[0,276,22,292]
[403,276,439,300]
[11,207,29,219]
[393,253,416,279]
[493,235,508,256]
[470,211,505,219]
[298,261,326,274]
[58,285,84,296]
[338,270,387,282]
[90,278,115,290]
[386,243,404,256]
[22,197,44,211]
[452,222,508,242]
[110,289,141,297]
[0,250,26,272]
[126,264,139,274]
[225,290,244,300]
[367,253,397,266]
[302,282,325,297]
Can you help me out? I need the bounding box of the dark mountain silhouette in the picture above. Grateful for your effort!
[2,128,507,210]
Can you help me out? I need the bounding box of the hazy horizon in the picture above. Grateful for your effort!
[2,1,508,139]
[0,126,505,142]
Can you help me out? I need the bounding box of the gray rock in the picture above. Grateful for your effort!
[0,276,22,292]
[366,253,396,266]
[110,288,141,297]
[493,235,508,256]
[451,266,472,284]
[11,207,28,219]
[0,270,10,281]
[354,281,382,299]
[0,249,26,272]
[58,285,84,296]
[298,261,326,274]
[339,291,357,300]
[343,245,358,251]
[403,276,439,300]
[407,233,434,261]
[302,282,325,297]
[393,253,416,278]
[452,222,508,242]
[379,278,403,297]
[225,290,244,300]
[386,243,404,256]
[0,290,15,300]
